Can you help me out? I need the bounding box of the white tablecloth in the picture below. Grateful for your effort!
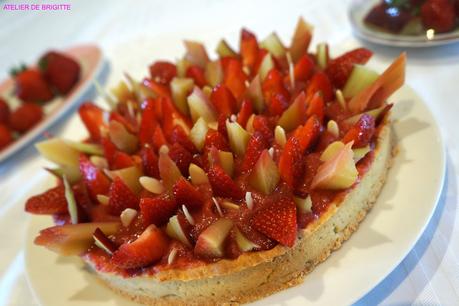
[1,0,458,305]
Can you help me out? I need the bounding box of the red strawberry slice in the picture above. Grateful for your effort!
[223,58,247,101]
[168,143,193,176]
[25,185,68,215]
[252,115,273,144]
[278,136,304,188]
[79,154,111,201]
[240,133,268,174]
[152,126,168,151]
[139,98,158,145]
[294,55,315,82]
[39,51,81,95]
[112,224,169,269]
[78,103,106,142]
[252,197,297,247]
[210,84,238,116]
[14,68,54,103]
[208,165,244,200]
[325,48,373,89]
[169,125,197,153]
[142,78,171,98]
[203,129,230,153]
[294,115,322,152]
[9,103,43,133]
[172,177,204,209]
[236,99,253,127]
[306,92,325,123]
[262,69,289,108]
[306,71,333,102]
[101,137,117,167]
[107,177,139,215]
[0,98,10,125]
[140,145,159,178]
[112,151,135,170]
[149,61,177,84]
[186,66,207,88]
[342,113,375,148]
[0,124,12,150]
[240,29,259,72]
[139,196,177,226]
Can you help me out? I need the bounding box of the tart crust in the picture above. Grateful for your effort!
[86,121,394,305]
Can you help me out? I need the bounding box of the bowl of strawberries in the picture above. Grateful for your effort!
[0,45,103,162]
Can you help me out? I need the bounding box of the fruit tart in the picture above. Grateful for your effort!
[25,18,405,305]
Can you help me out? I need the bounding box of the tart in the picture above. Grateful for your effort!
[25,18,405,305]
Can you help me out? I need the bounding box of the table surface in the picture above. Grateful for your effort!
[0,1,458,305]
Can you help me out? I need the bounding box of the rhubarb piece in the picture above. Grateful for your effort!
[344,105,386,125]
[258,53,274,81]
[166,215,191,247]
[189,117,209,151]
[205,61,223,87]
[140,196,177,226]
[249,150,280,195]
[235,228,259,252]
[184,40,209,69]
[35,138,80,169]
[34,222,119,255]
[260,32,286,58]
[246,75,265,113]
[63,176,78,224]
[112,224,169,269]
[120,208,138,227]
[226,120,250,156]
[65,140,104,156]
[294,196,312,214]
[158,151,183,190]
[109,121,138,154]
[106,166,143,195]
[189,163,209,185]
[93,228,117,255]
[194,218,233,258]
[107,177,139,215]
[278,92,307,132]
[216,39,237,57]
[290,17,313,63]
[25,185,68,215]
[187,87,217,123]
[139,176,165,194]
[316,42,329,70]
[342,65,379,99]
[320,141,345,162]
[348,53,406,113]
[353,145,371,162]
[170,77,194,115]
[311,141,358,190]
[252,198,297,247]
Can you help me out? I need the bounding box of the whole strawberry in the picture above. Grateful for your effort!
[0,124,13,150]
[39,51,81,95]
[0,98,10,125]
[9,103,43,133]
[14,68,54,103]
[421,0,456,33]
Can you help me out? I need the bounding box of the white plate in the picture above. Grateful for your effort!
[0,45,104,163]
[24,83,445,305]
[349,0,459,47]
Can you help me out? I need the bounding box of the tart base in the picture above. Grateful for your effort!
[87,122,393,306]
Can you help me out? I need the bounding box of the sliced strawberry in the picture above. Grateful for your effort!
[160,96,191,139]
[149,61,177,84]
[208,165,244,200]
[240,29,259,72]
[325,48,373,89]
[268,92,289,116]
[0,98,10,125]
[203,129,230,152]
[112,151,135,169]
[139,196,177,226]
[342,113,375,148]
[237,99,253,127]
[252,197,297,247]
[79,154,111,201]
[78,103,106,142]
[168,143,193,176]
[139,98,158,145]
[107,177,139,215]
[14,68,54,103]
[140,145,159,178]
[252,115,273,144]
[152,126,168,151]
[306,92,325,123]
[186,65,207,88]
[9,103,43,133]
[112,224,169,269]
[240,133,268,174]
[169,125,197,153]
[262,69,289,107]
[172,177,204,209]
[293,115,322,152]
[0,124,12,150]
[210,84,238,116]
[142,78,171,98]
[217,114,228,137]
[306,71,333,102]
[223,58,247,101]
[39,51,81,94]
[101,137,117,167]
[294,54,315,82]
[25,185,68,215]
[278,136,304,188]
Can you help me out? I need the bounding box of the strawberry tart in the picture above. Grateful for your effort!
[25,18,405,305]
